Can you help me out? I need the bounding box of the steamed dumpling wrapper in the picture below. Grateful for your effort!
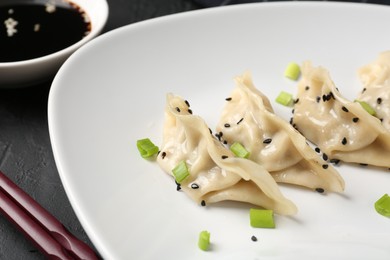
[157,93,297,215]
[216,72,344,193]
[292,61,390,168]
[357,51,390,131]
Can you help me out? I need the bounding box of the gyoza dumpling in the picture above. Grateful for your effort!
[357,51,390,131]
[157,93,297,215]
[216,72,344,193]
[292,61,390,168]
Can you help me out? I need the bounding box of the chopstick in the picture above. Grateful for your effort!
[0,170,99,260]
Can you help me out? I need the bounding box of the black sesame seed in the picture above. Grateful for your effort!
[294,98,299,104]
[224,123,231,128]
[377,98,382,105]
[315,187,325,193]
[184,100,190,107]
[330,158,340,165]
[201,200,206,206]
[305,86,310,91]
[321,93,333,101]
[341,137,347,145]
[362,88,367,93]
[161,151,166,159]
[176,107,181,113]
[223,140,228,145]
[225,97,232,101]
[289,118,293,124]
[322,164,329,169]
[188,109,193,114]
[322,153,328,161]
[292,109,295,114]
[209,128,213,135]
[191,183,200,189]
[237,118,244,125]
[352,117,359,123]
[316,96,321,103]
[263,138,272,144]
[221,155,228,159]
[315,147,321,153]
[175,180,181,191]
[251,235,258,242]
[360,163,368,167]
[342,106,349,112]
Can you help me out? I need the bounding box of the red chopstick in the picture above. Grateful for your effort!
[0,170,99,260]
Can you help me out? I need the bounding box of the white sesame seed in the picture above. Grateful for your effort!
[4,17,18,37]
[45,3,56,13]
[34,23,41,32]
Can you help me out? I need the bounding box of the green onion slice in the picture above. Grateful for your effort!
[172,160,190,184]
[375,193,390,217]
[230,142,250,158]
[284,62,301,80]
[276,91,294,107]
[250,208,275,228]
[198,230,210,251]
[136,138,159,158]
[355,100,376,116]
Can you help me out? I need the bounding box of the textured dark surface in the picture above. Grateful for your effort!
[1,0,386,259]
[0,0,200,259]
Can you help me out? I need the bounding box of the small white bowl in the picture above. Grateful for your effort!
[0,0,109,88]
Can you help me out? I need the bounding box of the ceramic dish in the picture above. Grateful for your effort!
[48,2,390,259]
[0,0,108,88]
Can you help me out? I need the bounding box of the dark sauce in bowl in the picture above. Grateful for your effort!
[0,0,91,62]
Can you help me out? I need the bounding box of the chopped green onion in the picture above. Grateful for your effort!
[198,230,210,251]
[172,160,190,184]
[276,91,294,107]
[355,100,376,116]
[284,62,301,80]
[230,142,250,158]
[375,193,390,217]
[250,208,275,228]
[136,138,159,158]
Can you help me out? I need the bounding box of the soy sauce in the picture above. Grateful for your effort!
[0,0,91,62]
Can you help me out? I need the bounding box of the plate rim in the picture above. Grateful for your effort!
[48,2,390,259]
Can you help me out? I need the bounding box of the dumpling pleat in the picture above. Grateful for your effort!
[216,72,345,193]
[157,93,297,215]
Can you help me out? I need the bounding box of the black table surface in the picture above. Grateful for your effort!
[0,0,387,259]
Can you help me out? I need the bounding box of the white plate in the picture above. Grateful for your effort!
[48,2,390,259]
